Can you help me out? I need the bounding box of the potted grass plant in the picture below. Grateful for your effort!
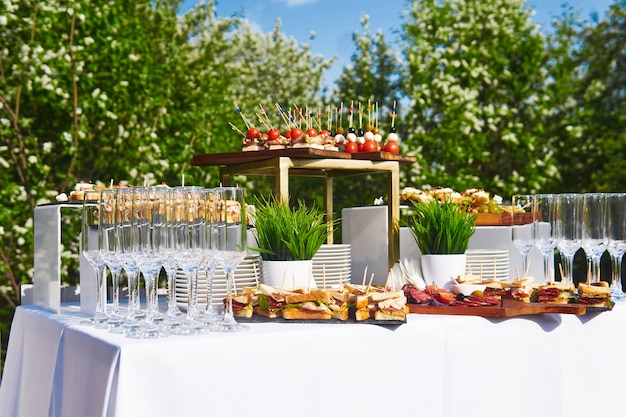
[406,198,477,288]
[251,195,337,288]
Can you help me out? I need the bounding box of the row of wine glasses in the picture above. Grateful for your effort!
[511,193,626,299]
[80,185,249,336]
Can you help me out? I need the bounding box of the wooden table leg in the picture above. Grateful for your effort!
[388,164,400,271]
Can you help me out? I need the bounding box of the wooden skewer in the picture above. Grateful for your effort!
[365,273,375,294]
[587,261,591,285]
[558,263,565,283]
[516,266,520,280]
[361,266,368,287]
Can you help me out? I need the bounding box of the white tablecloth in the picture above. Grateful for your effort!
[1,303,625,417]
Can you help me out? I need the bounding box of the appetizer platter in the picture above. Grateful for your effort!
[223,282,408,325]
[228,100,406,156]
[401,277,613,318]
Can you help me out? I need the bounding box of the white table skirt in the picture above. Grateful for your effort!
[1,302,625,417]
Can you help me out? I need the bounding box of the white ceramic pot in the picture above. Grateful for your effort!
[420,254,466,290]
[262,260,316,290]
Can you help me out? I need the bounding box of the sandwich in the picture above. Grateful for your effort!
[255,284,286,318]
[502,277,538,302]
[282,288,334,320]
[577,281,612,308]
[537,282,577,304]
[328,288,350,320]
[369,290,408,321]
[223,292,253,318]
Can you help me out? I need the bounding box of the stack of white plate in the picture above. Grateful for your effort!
[465,249,510,280]
[311,244,351,288]
[176,254,262,309]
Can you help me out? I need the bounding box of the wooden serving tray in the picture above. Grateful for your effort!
[191,148,416,167]
[350,151,417,163]
[475,212,534,226]
[407,299,586,317]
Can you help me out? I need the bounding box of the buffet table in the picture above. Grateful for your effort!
[1,303,624,417]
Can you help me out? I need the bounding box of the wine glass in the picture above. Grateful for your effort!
[511,194,535,277]
[606,192,626,300]
[115,187,142,335]
[173,186,206,335]
[80,192,108,327]
[200,188,223,327]
[160,187,183,328]
[131,187,167,338]
[582,193,608,283]
[99,188,124,329]
[534,194,558,283]
[212,186,248,332]
[555,193,582,284]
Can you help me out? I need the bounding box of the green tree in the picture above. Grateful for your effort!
[0,0,334,362]
[401,0,558,197]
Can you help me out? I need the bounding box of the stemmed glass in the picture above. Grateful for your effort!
[582,193,608,283]
[534,194,558,283]
[160,188,183,328]
[116,187,141,335]
[131,187,167,338]
[606,192,626,300]
[200,188,223,327]
[555,193,582,284]
[99,189,124,329]
[511,194,535,277]
[80,192,108,327]
[173,186,206,335]
[212,186,248,332]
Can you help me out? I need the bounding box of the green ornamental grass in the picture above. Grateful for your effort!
[251,196,336,261]
[407,198,477,255]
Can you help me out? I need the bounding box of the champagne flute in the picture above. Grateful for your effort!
[511,194,535,277]
[555,193,582,284]
[80,192,108,327]
[173,186,205,335]
[99,189,124,329]
[160,188,183,328]
[534,194,558,283]
[582,193,608,283]
[607,192,626,300]
[131,187,166,338]
[212,186,248,332]
[116,187,141,335]
[200,188,223,327]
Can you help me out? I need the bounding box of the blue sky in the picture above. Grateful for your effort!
[180,0,615,88]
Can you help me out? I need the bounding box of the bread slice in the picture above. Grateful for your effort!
[354,308,371,321]
[282,308,332,320]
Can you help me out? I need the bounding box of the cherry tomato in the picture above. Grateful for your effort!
[261,133,269,141]
[306,128,317,137]
[383,141,400,154]
[357,142,364,152]
[291,127,304,140]
[361,140,377,152]
[344,142,359,153]
[284,129,292,139]
[247,127,260,138]
[268,127,281,141]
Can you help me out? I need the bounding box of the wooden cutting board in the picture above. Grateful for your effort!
[407,299,586,317]
[475,212,534,226]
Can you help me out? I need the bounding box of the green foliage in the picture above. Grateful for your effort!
[401,0,558,197]
[251,195,336,261]
[406,199,477,254]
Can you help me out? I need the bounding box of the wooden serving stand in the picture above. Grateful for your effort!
[191,148,416,271]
